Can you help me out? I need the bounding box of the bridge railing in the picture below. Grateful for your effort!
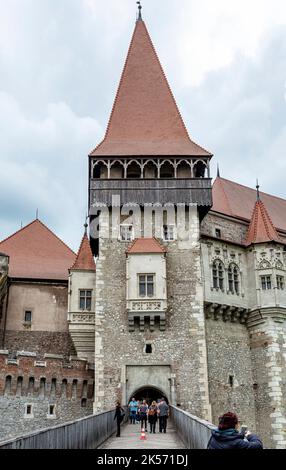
[170,405,216,449]
[0,409,122,449]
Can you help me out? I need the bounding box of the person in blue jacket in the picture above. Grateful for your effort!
[207,412,263,449]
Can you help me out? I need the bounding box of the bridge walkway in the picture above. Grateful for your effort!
[100,421,185,450]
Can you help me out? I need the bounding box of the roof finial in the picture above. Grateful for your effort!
[136,1,142,21]
[84,214,89,235]
[36,208,39,220]
[217,164,221,178]
[256,179,260,201]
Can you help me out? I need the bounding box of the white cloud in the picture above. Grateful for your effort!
[0,0,286,249]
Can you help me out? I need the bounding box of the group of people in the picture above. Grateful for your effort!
[128,397,169,434]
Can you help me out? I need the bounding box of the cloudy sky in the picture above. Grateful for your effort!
[1,0,286,251]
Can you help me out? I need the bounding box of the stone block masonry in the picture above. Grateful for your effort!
[0,352,95,442]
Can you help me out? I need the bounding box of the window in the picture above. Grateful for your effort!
[24,310,32,323]
[145,344,152,354]
[215,228,221,239]
[212,261,224,290]
[48,405,55,416]
[139,274,155,297]
[229,375,234,387]
[120,224,133,242]
[261,276,272,290]
[79,290,92,311]
[228,264,239,294]
[163,225,175,241]
[276,275,284,290]
[25,404,33,418]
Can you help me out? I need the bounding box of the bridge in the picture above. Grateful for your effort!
[0,406,215,450]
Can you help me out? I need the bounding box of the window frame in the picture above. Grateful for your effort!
[212,260,224,291]
[24,309,32,323]
[261,275,272,290]
[162,224,176,241]
[138,274,155,298]
[119,224,134,242]
[79,290,92,311]
[276,275,284,290]
[228,264,240,295]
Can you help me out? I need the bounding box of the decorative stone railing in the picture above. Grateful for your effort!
[129,300,165,312]
[68,313,95,323]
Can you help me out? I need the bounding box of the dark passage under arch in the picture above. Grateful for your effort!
[130,386,169,406]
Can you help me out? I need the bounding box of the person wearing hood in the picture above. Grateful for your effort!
[207,412,263,449]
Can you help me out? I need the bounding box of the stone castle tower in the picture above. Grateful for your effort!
[88,15,213,419]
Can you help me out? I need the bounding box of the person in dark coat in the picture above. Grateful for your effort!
[148,401,158,433]
[207,412,263,449]
[114,401,125,437]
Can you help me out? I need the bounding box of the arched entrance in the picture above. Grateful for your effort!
[129,386,169,406]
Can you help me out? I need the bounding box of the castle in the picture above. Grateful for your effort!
[0,13,285,449]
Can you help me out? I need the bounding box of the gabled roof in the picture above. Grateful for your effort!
[212,177,286,233]
[70,232,96,271]
[90,20,212,158]
[127,238,166,254]
[244,199,282,246]
[0,220,76,280]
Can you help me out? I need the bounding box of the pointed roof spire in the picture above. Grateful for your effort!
[70,230,96,271]
[137,1,143,21]
[244,188,282,246]
[217,164,221,178]
[256,179,260,201]
[90,19,212,158]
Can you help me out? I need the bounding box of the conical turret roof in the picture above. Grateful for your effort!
[90,20,212,158]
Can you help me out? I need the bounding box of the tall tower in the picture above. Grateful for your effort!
[89,13,213,419]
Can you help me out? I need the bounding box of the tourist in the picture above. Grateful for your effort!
[207,412,263,449]
[158,397,169,433]
[138,400,149,432]
[148,401,158,433]
[114,401,125,437]
[128,397,138,424]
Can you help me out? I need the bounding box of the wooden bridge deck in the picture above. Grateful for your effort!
[99,421,185,450]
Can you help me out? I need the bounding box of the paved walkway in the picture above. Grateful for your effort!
[100,421,185,449]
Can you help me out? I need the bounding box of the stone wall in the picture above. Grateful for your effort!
[201,211,248,245]
[3,331,76,358]
[6,282,69,332]
[205,318,256,432]
[94,209,211,421]
[0,351,94,442]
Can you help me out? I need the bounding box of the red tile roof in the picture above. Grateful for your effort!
[245,200,282,246]
[212,178,286,233]
[90,20,212,158]
[70,233,96,271]
[127,238,166,254]
[0,220,76,280]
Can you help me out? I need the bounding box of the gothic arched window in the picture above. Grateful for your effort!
[228,264,239,294]
[213,260,224,290]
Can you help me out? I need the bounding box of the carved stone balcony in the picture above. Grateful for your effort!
[127,299,167,332]
[68,312,95,360]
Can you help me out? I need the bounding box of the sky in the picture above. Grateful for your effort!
[0,0,286,251]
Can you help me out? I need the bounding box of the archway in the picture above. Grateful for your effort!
[129,386,169,406]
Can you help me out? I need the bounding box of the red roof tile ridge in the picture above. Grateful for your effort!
[244,200,282,246]
[126,237,166,253]
[217,177,286,203]
[215,177,233,216]
[70,233,96,271]
[0,219,76,256]
[89,21,212,157]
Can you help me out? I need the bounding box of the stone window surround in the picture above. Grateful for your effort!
[47,404,56,419]
[79,289,92,311]
[23,308,33,326]
[119,223,134,242]
[162,224,176,241]
[260,275,272,290]
[24,403,34,419]
[138,273,156,298]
